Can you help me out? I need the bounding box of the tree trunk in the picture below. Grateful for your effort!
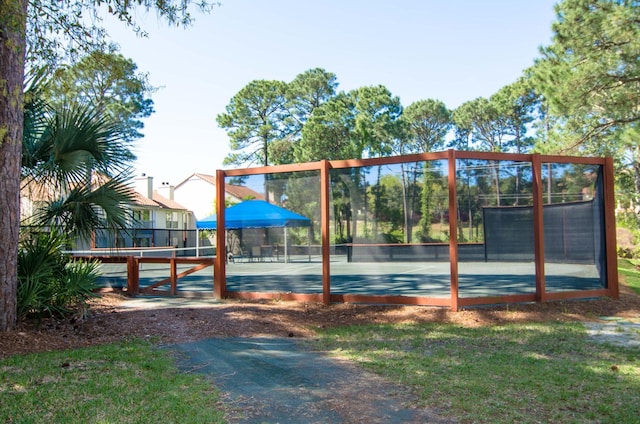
[418,163,433,241]
[493,160,501,206]
[409,165,419,242]
[400,163,409,243]
[633,146,640,226]
[0,0,27,331]
[373,165,382,238]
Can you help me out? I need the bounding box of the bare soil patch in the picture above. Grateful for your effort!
[2,285,640,358]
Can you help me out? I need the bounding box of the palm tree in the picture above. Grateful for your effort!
[17,75,137,319]
[21,74,136,243]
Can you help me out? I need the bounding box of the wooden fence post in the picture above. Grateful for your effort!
[448,149,459,311]
[170,258,177,295]
[127,256,139,295]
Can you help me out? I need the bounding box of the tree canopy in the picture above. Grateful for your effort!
[401,99,451,154]
[25,0,216,66]
[286,68,338,138]
[216,79,288,167]
[217,69,340,168]
[293,85,403,162]
[42,49,156,143]
[530,0,640,229]
[531,0,640,150]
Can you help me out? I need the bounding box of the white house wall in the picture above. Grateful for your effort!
[174,177,216,220]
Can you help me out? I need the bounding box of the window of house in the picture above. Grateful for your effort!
[166,211,179,229]
[134,210,151,221]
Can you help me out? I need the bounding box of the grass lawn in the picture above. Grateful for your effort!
[312,260,640,423]
[0,340,225,423]
[314,321,639,423]
[618,258,640,295]
[313,315,639,424]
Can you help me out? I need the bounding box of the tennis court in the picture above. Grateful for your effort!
[96,254,603,301]
[92,149,617,309]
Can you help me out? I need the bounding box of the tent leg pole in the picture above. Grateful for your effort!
[308,227,311,262]
[284,227,288,263]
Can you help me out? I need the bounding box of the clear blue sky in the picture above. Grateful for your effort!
[104,0,558,185]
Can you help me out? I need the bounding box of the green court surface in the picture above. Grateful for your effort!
[96,255,604,299]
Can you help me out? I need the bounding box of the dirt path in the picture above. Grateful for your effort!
[172,337,455,424]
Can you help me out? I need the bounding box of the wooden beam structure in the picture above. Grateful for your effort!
[213,150,618,309]
[87,149,618,311]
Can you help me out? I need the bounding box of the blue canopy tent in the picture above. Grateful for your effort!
[196,200,312,262]
[197,200,311,230]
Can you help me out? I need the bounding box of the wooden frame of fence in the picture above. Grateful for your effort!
[82,255,215,296]
[214,149,618,311]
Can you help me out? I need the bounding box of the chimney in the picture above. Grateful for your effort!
[134,174,154,199]
[157,181,175,200]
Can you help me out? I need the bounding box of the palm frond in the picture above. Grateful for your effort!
[25,101,133,191]
[22,71,55,176]
[33,172,135,240]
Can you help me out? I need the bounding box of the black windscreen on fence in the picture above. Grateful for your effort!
[482,205,535,262]
[483,169,605,266]
[483,200,599,263]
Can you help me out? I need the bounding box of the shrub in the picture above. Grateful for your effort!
[618,246,640,260]
[17,231,99,320]
[616,226,640,259]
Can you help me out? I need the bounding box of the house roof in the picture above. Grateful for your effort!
[21,173,129,203]
[225,184,265,201]
[175,172,216,188]
[152,191,188,210]
[194,173,217,186]
[21,174,189,212]
[129,189,188,210]
[175,172,265,200]
[130,190,158,207]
